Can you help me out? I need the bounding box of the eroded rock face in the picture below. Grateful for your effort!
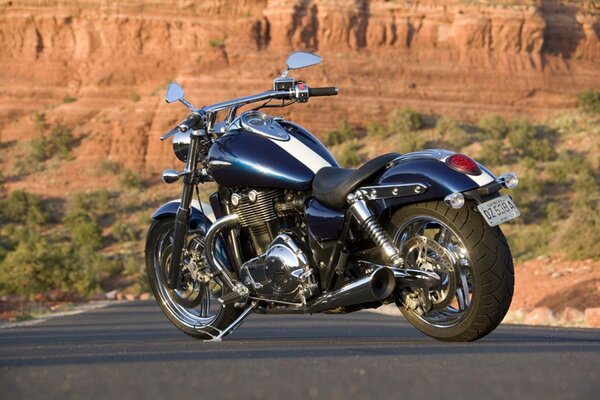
[0,0,599,191]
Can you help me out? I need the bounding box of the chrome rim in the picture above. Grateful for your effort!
[393,216,474,328]
[152,225,224,329]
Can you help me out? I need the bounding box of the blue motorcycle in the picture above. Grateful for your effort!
[146,52,520,341]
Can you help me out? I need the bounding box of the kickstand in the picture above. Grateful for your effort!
[199,301,258,342]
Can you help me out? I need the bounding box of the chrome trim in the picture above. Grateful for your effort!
[387,149,455,168]
[202,90,288,114]
[357,183,430,200]
[204,214,241,291]
[391,268,441,289]
[208,160,232,169]
[307,267,396,313]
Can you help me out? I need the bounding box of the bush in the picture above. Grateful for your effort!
[337,140,363,167]
[209,38,225,48]
[129,91,140,103]
[67,190,111,219]
[62,96,77,104]
[478,139,504,166]
[388,108,423,134]
[324,120,355,146]
[507,119,535,150]
[436,116,470,150]
[366,122,387,139]
[577,90,600,115]
[64,211,104,251]
[0,190,48,224]
[32,111,47,133]
[28,136,51,162]
[527,138,557,162]
[120,169,144,190]
[98,160,121,174]
[395,131,425,154]
[479,114,508,140]
[48,124,74,160]
[111,220,139,242]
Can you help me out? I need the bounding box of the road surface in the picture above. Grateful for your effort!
[1,301,599,399]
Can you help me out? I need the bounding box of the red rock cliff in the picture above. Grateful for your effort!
[0,0,599,190]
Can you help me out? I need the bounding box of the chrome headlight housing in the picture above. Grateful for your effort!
[172,129,191,162]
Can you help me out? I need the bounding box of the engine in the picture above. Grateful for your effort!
[239,233,318,304]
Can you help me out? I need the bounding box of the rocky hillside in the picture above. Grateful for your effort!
[1,0,599,190]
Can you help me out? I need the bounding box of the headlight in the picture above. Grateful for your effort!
[172,129,191,162]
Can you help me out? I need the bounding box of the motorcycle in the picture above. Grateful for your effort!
[145,51,520,342]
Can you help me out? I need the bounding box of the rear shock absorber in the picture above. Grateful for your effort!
[347,191,403,266]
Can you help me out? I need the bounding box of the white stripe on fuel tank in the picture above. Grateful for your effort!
[270,135,332,174]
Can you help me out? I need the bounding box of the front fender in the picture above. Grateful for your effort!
[371,152,497,212]
[151,200,233,272]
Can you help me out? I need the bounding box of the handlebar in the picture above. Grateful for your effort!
[309,87,339,97]
[178,112,203,132]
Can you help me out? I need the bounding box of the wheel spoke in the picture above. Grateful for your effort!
[458,272,470,309]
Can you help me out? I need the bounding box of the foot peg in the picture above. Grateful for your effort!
[218,284,249,307]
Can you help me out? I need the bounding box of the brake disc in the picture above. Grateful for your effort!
[403,236,458,310]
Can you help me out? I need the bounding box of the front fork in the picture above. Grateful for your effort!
[167,129,205,289]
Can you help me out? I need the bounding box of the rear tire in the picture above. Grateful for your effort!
[145,218,242,340]
[390,201,514,342]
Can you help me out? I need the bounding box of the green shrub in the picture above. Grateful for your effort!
[64,211,103,251]
[395,131,425,154]
[32,111,47,133]
[129,91,140,103]
[0,190,48,224]
[507,119,535,150]
[478,139,504,166]
[111,221,139,242]
[337,140,363,167]
[324,120,355,146]
[67,190,111,219]
[28,136,51,162]
[48,124,74,160]
[120,169,144,190]
[479,114,508,140]
[577,89,600,115]
[527,138,557,162]
[209,38,225,48]
[62,96,77,104]
[98,160,121,174]
[388,108,423,134]
[436,116,470,150]
[366,122,387,139]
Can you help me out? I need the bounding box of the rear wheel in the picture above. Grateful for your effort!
[145,218,242,340]
[390,201,514,342]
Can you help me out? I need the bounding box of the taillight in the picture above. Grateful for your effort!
[446,154,482,175]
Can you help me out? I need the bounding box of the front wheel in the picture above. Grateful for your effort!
[390,201,514,342]
[145,218,242,340]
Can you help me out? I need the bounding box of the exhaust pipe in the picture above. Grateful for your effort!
[307,267,396,313]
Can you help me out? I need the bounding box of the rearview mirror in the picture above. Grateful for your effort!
[285,52,322,72]
[165,82,185,104]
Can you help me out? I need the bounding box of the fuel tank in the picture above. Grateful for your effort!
[207,111,338,189]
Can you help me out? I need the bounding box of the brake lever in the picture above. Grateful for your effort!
[160,127,179,141]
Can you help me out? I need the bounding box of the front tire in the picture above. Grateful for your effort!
[145,218,242,340]
[390,201,514,342]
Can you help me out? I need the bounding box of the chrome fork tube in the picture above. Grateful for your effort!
[167,129,204,288]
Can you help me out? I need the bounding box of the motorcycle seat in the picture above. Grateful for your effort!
[312,152,400,209]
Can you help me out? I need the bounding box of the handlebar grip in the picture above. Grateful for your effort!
[178,112,203,132]
[309,87,339,97]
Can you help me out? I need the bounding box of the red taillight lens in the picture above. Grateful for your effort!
[446,154,481,175]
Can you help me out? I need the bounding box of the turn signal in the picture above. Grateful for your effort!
[446,154,481,176]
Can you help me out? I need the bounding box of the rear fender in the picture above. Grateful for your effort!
[368,150,497,213]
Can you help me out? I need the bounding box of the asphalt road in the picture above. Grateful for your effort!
[1,301,599,400]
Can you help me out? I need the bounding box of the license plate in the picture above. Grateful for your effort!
[477,195,520,227]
